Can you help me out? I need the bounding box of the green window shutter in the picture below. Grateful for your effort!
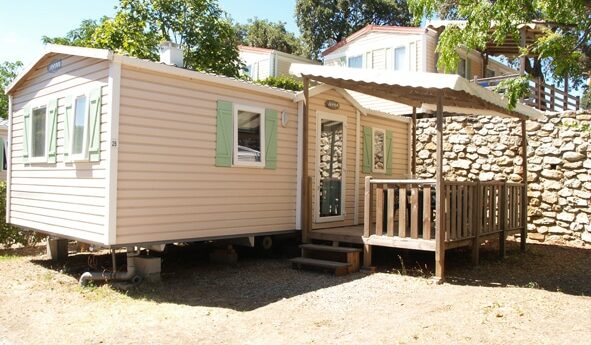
[63,97,73,162]
[362,126,372,174]
[265,108,278,169]
[46,99,58,163]
[466,58,472,80]
[215,100,233,167]
[22,106,31,163]
[88,87,102,162]
[385,129,393,176]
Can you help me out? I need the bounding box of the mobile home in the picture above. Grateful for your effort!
[6,44,541,282]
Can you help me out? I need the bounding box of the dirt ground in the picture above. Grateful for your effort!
[0,239,589,345]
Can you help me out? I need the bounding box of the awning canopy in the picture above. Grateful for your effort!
[290,64,543,119]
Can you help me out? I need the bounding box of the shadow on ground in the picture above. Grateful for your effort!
[22,237,590,311]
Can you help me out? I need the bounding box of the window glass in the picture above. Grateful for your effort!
[31,107,46,158]
[485,68,495,78]
[458,58,467,78]
[394,47,407,71]
[236,110,262,163]
[373,129,385,172]
[347,55,363,68]
[319,118,344,217]
[2,140,6,170]
[72,96,87,155]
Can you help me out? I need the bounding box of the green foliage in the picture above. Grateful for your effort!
[580,87,591,110]
[296,0,413,59]
[43,0,242,77]
[0,61,23,118]
[235,18,306,56]
[494,76,531,110]
[407,0,591,88]
[0,182,40,248]
[256,75,304,91]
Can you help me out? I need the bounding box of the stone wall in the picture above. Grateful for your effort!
[414,111,591,246]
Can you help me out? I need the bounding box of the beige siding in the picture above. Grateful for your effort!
[116,66,298,244]
[9,54,110,244]
[358,115,410,222]
[425,32,438,73]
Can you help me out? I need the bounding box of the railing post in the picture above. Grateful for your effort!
[363,176,372,237]
[576,96,580,110]
[550,85,555,112]
[564,76,569,110]
[499,183,507,259]
[472,181,481,266]
[520,119,528,252]
[537,77,543,110]
[363,176,373,268]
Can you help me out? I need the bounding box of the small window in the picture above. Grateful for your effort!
[458,58,467,78]
[372,128,385,173]
[485,68,495,78]
[31,106,47,159]
[71,95,89,159]
[394,47,407,71]
[347,55,363,68]
[1,138,6,171]
[234,105,265,166]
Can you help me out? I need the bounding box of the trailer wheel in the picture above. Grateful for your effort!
[256,236,274,251]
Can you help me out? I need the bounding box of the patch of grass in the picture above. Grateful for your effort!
[0,254,19,261]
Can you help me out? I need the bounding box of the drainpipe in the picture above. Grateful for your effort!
[79,248,142,286]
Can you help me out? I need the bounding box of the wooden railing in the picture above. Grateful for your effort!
[473,74,580,112]
[364,178,526,248]
[364,179,436,242]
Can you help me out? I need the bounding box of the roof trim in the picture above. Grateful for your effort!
[322,24,425,57]
[6,44,113,93]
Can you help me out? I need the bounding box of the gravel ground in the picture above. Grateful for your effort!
[0,240,589,345]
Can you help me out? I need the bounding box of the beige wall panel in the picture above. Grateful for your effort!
[8,55,109,242]
[116,65,299,244]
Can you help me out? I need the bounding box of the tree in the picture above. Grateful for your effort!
[43,0,242,77]
[0,61,23,118]
[235,18,305,56]
[295,0,413,58]
[408,0,591,90]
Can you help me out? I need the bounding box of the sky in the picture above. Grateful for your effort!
[0,0,298,66]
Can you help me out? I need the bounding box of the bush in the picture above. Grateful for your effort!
[0,182,41,247]
[256,75,304,91]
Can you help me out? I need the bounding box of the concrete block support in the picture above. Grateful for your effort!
[47,238,69,261]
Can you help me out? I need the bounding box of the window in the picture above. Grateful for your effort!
[485,68,495,78]
[71,95,89,159]
[372,128,385,173]
[234,105,265,166]
[1,137,6,171]
[394,47,407,71]
[458,58,467,78]
[347,55,363,68]
[31,106,47,159]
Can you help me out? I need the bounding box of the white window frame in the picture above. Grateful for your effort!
[347,55,363,68]
[394,46,407,71]
[70,93,91,161]
[372,127,386,174]
[315,111,347,223]
[28,104,49,163]
[233,103,266,168]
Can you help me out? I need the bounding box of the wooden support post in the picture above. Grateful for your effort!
[550,85,555,112]
[472,182,481,266]
[520,118,528,252]
[564,77,569,110]
[499,184,507,259]
[435,94,445,282]
[363,176,372,237]
[363,243,373,268]
[411,107,417,177]
[302,77,310,243]
[519,28,527,75]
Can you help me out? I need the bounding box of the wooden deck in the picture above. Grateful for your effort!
[309,225,436,251]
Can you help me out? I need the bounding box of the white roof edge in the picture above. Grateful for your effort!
[6,44,113,94]
[115,55,296,100]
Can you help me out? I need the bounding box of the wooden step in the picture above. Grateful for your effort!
[290,257,351,276]
[299,244,362,253]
